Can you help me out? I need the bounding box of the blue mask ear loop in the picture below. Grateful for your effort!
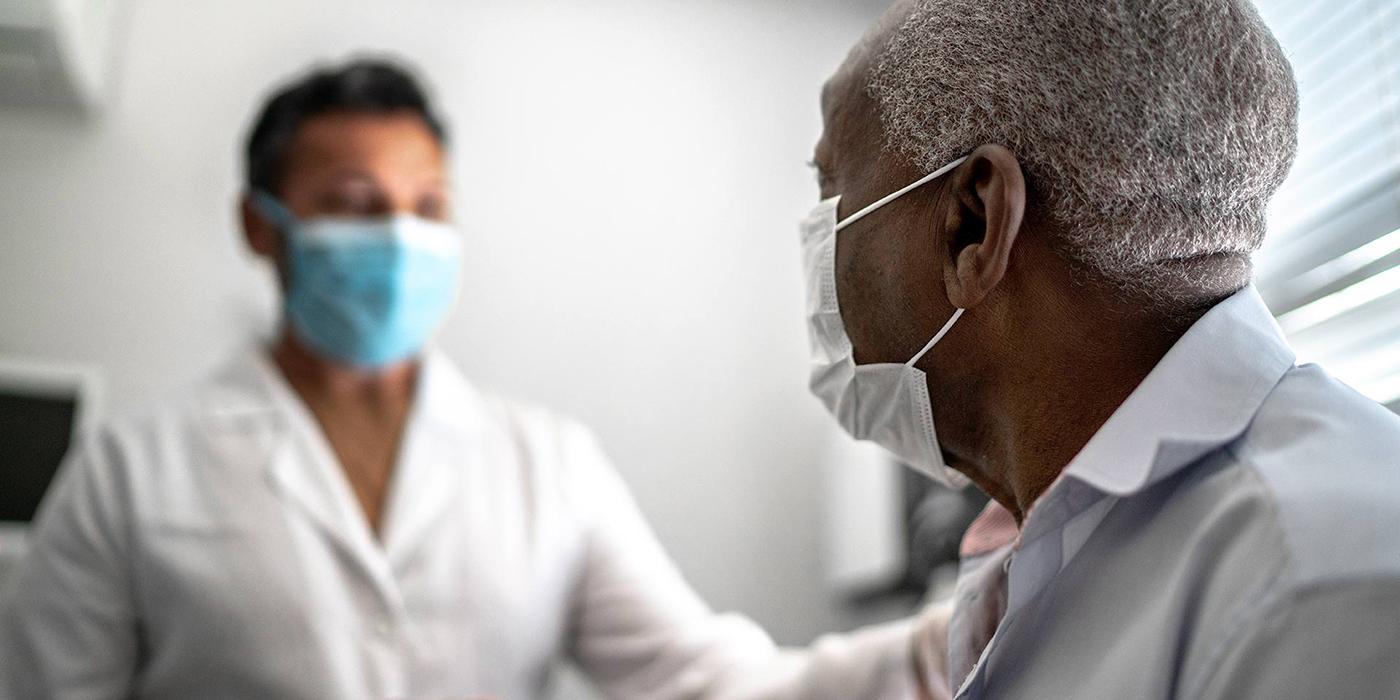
[252,190,305,348]
[250,190,299,233]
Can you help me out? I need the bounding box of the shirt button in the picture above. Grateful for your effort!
[374,619,392,637]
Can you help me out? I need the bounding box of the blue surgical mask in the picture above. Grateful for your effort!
[254,192,462,368]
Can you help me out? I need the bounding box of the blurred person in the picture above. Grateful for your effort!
[804,0,1400,698]
[0,59,949,700]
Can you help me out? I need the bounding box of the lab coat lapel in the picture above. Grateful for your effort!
[381,350,479,566]
[241,351,403,610]
[266,438,394,585]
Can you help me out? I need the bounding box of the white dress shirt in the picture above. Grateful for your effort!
[0,348,922,700]
[942,286,1400,699]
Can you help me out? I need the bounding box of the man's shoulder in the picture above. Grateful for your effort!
[1227,362,1400,585]
[102,350,597,447]
[1108,362,1400,624]
[1242,362,1400,474]
[422,353,601,451]
[1155,366,1400,698]
[91,351,280,449]
[423,359,622,511]
[87,352,616,502]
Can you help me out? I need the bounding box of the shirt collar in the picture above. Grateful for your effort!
[409,346,487,438]
[208,344,484,436]
[1060,285,1296,497]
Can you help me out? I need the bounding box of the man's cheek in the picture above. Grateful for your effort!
[836,249,882,361]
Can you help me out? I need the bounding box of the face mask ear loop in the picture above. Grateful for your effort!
[834,156,969,233]
[251,190,299,234]
[906,307,965,367]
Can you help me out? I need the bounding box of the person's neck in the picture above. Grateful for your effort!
[270,331,419,415]
[959,288,1202,525]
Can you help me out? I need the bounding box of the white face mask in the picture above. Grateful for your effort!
[801,156,970,487]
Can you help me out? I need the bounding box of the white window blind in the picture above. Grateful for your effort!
[1251,0,1400,413]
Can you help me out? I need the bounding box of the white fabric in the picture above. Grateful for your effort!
[944,286,1400,699]
[296,214,462,257]
[0,349,929,700]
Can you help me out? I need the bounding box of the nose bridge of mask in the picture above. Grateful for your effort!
[252,190,459,252]
[294,214,457,252]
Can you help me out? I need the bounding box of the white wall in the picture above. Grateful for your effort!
[0,0,900,691]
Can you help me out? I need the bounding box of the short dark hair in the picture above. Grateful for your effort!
[244,58,448,195]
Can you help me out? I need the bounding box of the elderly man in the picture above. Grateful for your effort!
[806,1,1400,698]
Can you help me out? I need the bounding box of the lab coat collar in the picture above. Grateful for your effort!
[1059,285,1295,498]
[380,348,485,561]
[245,348,400,606]
[206,345,485,606]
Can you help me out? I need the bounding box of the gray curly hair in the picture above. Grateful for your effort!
[868,0,1299,305]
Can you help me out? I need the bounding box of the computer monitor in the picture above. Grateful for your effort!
[0,359,100,592]
[0,358,101,523]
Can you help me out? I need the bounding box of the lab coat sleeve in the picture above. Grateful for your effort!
[560,427,950,700]
[0,431,139,699]
[1187,580,1400,699]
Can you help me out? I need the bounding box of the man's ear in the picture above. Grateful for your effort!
[240,194,280,259]
[941,144,1026,309]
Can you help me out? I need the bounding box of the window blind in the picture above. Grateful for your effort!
[1251,0,1400,413]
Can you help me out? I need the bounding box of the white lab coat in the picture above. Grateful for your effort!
[0,348,923,700]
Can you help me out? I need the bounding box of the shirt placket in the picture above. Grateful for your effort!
[953,481,1105,699]
[357,563,410,698]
